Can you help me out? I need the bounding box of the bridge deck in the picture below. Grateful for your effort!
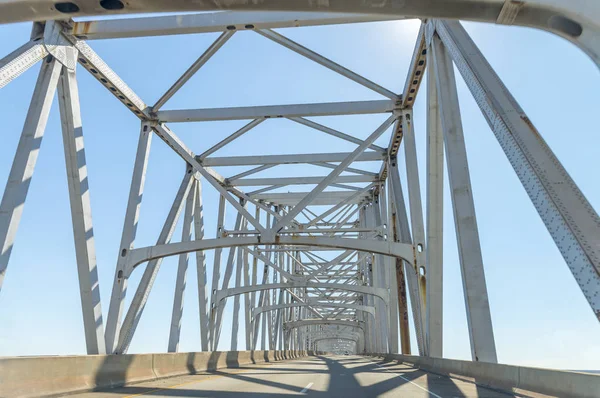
[70,355,547,397]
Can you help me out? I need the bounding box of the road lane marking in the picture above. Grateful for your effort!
[374,362,443,398]
[301,382,314,393]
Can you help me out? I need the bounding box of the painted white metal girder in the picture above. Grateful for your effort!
[202,152,384,167]
[435,19,600,321]
[156,100,397,122]
[125,236,414,274]
[71,12,403,40]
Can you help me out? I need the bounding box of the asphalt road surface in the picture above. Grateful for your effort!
[73,355,536,397]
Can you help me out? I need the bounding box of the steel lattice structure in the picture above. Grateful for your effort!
[1,5,599,364]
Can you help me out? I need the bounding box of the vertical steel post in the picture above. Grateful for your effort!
[402,109,428,349]
[231,245,243,351]
[425,35,444,358]
[435,19,600,321]
[243,238,252,350]
[208,195,226,350]
[370,196,391,353]
[213,208,244,349]
[168,179,196,352]
[0,57,61,295]
[193,180,210,351]
[116,171,194,354]
[388,160,426,355]
[58,63,106,355]
[105,121,153,354]
[388,175,411,354]
[383,184,400,354]
[432,32,497,363]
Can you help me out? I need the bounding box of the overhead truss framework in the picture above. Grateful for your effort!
[0,10,598,364]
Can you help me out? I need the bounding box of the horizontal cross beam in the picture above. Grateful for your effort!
[72,11,403,40]
[202,151,384,167]
[251,191,369,206]
[232,175,377,187]
[156,100,397,122]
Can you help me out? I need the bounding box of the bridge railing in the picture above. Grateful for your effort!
[0,349,319,398]
[366,353,600,398]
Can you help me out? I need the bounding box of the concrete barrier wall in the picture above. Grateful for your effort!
[0,350,316,398]
[367,353,600,398]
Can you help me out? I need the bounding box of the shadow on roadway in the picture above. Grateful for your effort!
[89,355,520,397]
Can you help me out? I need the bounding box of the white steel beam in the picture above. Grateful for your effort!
[150,123,265,234]
[388,160,425,355]
[251,191,368,207]
[116,172,194,354]
[401,109,427,337]
[228,164,275,181]
[244,248,293,279]
[203,151,383,167]
[208,195,226,350]
[217,282,388,304]
[307,185,374,226]
[233,175,377,187]
[72,12,402,40]
[288,117,386,153]
[435,19,600,321]
[432,32,497,363]
[198,119,264,160]
[231,244,244,350]
[271,115,396,232]
[105,122,152,354]
[68,38,149,118]
[257,29,398,100]
[168,180,196,352]
[157,100,396,122]
[425,33,444,358]
[0,40,48,89]
[2,2,599,69]
[243,240,251,350]
[213,211,246,349]
[57,63,106,355]
[125,236,414,273]
[402,24,427,108]
[153,31,235,111]
[0,57,61,295]
[254,302,375,319]
[311,162,377,177]
[285,319,365,333]
[193,180,210,351]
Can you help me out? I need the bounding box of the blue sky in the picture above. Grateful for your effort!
[0,15,599,370]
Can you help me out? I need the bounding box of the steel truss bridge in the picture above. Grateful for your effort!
[0,2,599,395]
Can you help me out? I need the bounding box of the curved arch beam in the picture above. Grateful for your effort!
[4,4,598,67]
[125,236,413,275]
[253,302,376,319]
[215,282,388,306]
[308,332,361,342]
[314,337,358,344]
[285,319,365,333]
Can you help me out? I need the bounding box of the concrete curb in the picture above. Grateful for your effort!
[0,350,317,397]
[366,353,600,398]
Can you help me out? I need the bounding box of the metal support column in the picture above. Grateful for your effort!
[0,57,61,295]
[435,19,600,321]
[431,32,497,363]
[193,180,210,351]
[105,122,152,354]
[388,160,426,355]
[402,109,428,352]
[425,35,444,358]
[168,179,196,352]
[58,62,106,354]
[116,171,194,354]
